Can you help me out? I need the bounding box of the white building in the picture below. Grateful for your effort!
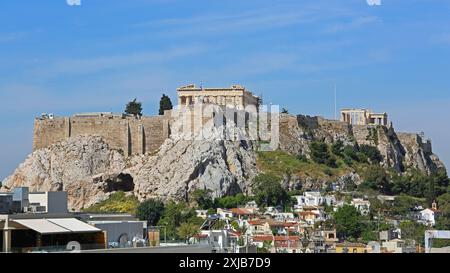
[245,201,258,209]
[418,209,435,227]
[351,198,371,216]
[274,213,295,221]
[216,208,233,219]
[195,229,239,253]
[367,241,381,253]
[294,192,324,208]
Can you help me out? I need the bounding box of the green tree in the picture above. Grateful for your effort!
[177,222,200,244]
[436,193,450,229]
[190,189,213,210]
[359,145,383,164]
[125,98,143,116]
[309,141,336,168]
[136,199,165,227]
[433,168,450,197]
[159,94,173,115]
[157,201,197,240]
[390,195,426,217]
[231,221,240,231]
[333,205,363,241]
[390,169,449,201]
[252,174,290,208]
[361,229,378,243]
[359,165,391,194]
[399,220,427,246]
[213,194,248,209]
[331,140,344,157]
[342,145,360,165]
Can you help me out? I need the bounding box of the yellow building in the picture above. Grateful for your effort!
[335,243,368,254]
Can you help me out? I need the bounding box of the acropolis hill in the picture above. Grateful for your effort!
[2,84,446,210]
[33,84,261,155]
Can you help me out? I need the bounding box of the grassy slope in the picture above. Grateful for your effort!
[256,150,355,181]
[83,191,140,214]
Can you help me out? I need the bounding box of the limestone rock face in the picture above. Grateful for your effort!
[1,135,127,210]
[279,114,446,176]
[1,127,258,211]
[396,133,443,174]
[279,114,312,158]
[128,135,257,202]
[351,125,405,172]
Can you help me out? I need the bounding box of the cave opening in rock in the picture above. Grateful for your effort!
[106,173,135,192]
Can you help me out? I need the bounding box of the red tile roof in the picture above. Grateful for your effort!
[274,236,300,241]
[248,220,266,226]
[252,236,274,242]
[297,211,318,217]
[231,208,255,215]
[275,242,300,248]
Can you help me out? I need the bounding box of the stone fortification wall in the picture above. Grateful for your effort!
[33,114,169,156]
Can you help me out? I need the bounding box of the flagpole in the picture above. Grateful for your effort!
[334,84,337,120]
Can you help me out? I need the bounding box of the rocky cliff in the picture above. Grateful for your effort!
[279,114,444,174]
[1,136,127,210]
[1,114,446,211]
[2,127,258,210]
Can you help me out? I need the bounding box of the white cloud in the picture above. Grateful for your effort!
[133,4,356,38]
[0,32,28,44]
[366,0,382,6]
[325,16,381,33]
[30,45,206,79]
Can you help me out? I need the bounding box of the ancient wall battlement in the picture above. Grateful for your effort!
[397,132,433,155]
[33,113,170,156]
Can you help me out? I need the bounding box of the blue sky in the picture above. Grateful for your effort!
[1,0,450,180]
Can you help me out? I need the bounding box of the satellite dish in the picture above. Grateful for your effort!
[66,241,81,253]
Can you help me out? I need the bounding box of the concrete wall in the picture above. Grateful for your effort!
[47,192,68,214]
[89,221,145,245]
[33,114,170,156]
[28,192,68,213]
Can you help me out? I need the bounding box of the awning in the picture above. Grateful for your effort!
[13,218,101,234]
[13,219,71,234]
[47,218,101,233]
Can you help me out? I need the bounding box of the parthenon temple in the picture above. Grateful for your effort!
[340,108,388,126]
[177,84,260,109]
